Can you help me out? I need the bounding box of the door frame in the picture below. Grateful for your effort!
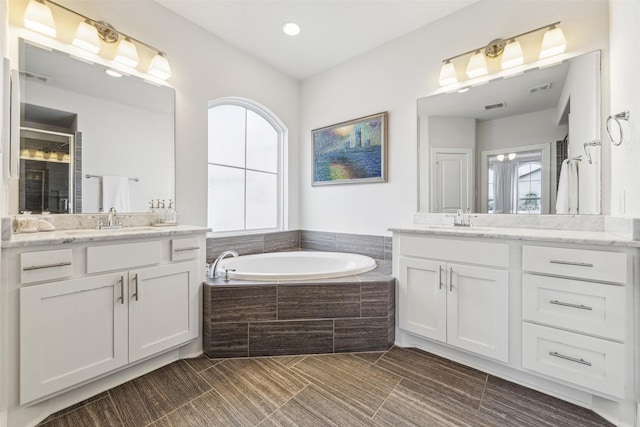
[429,147,474,213]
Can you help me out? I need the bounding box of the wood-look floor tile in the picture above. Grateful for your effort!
[273,355,307,368]
[262,384,373,427]
[291,353,401,417]
[184,355,222,373]
[109,361,211,427]
[373,378,505,427]
[38,392,109,424]
[38,396,122,427]
[249,320,333,356]
[480,375,614,427]
[147,416,172,427]
[352,351,386,364]
[375,347,487,409]
[277,283,360,320]
[164,390,255,427]
[198,357,309,425]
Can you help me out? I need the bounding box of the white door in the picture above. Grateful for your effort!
[398,258,447,342]
[431,149,473,213]
[129,261,199,362]
[446,264,509,362]
[20,273,128,404]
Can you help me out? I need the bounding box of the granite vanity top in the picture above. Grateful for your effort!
[2,225,210,249]
[389,224,640,248]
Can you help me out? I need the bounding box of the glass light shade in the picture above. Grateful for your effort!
[114,38,139,68]
[438,61,457,86]
[539,27,567,59]
[23,0,56,37]
[148,53,171,80]
[466,51,488,78]
[72,21,101,54]
[501,40,524,69]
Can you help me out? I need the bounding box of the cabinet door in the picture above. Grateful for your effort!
[129,261,199,362]
[446,264,509,362]
[398,257,446,342]
[20,273,128,404]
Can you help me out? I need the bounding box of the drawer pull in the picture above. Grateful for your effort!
[132,274,139,301]
[549,351,592,366]
[438,265,443,290]
[22,261,72,271]
[118,276,124,305]
[449,267,453,292]
[174,246,200,252]
[549,260,594,268]
[549,300,593,311]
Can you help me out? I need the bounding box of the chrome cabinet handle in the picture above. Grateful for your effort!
[174,246,200,252]
[549,260,594,268]
[132,274,139,301]
[549,351,592,366]
[438,265,443,290]
[23,261,72,271]
[549,300,593,311]
[118,276,124,305]
[449,267,453,292]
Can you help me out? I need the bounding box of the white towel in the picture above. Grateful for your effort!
[102,176,130,212]
[556,159,579,214]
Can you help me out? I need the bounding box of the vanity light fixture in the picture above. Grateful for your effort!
[438,22,567,87]
[21,0,172,81]
[23,0,56,37]
[72,20,101,54]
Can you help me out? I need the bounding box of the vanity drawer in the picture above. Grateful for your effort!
[171,238,202,261]
[87,241,161,273]
[522,322,625,398]
[522,274,625,341]
[21,249,73,284]
[522,245,627,283]
[398,235,508,268]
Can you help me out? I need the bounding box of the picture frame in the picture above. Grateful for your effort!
[312,112,388,186]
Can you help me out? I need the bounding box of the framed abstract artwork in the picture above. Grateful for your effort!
[312,112,388,186]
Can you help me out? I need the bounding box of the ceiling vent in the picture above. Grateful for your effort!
[19,70,50,83]
[529,82,552,94]
[484,102,506,110]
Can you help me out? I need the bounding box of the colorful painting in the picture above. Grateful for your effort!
[312,112,387,185]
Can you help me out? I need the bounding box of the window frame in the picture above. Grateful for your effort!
[207,97,287,235]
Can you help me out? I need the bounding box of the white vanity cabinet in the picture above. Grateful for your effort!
[4,231,206,406]
[396,234,509,362]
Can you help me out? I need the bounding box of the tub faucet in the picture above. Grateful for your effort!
[210,250,239,279]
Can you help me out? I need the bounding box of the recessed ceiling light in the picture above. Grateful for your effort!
[282,22,300,36]
[105,69,123,78]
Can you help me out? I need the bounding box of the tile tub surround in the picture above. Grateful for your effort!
[37,347,612,427]
[203,273,395,358]
[207,230,393,262]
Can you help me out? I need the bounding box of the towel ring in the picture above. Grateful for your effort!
[606,110,630,146]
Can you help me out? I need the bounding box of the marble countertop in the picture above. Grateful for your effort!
[2,225,210,249]
[389,225,640,248]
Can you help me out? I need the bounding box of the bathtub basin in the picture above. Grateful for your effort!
[218,251,377,281]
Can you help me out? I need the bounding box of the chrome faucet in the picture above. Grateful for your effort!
[97,207,123,229]
[448,209,476,227]
[210,250,239,279]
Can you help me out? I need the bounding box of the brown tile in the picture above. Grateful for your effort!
[352,351,386,364]
[249,320,333,356]
[198,357,308,425]
[264,230,300,252]
[384,236,393,261]
[375,347,487,410]
[480,375,615,427]
[109,361,211,427]
[277,283,360,319]
[387,314,395,347]
[207,234,264,261]
[205,322,248,358]
[38,392,109,424]
[291,353,401,417]
[264,384,373,427]
[334,317,391,352]
[38,396,122,427]
[336,232,385,259]
[208,285,277,322]
[183,355,223,373]
[300,230,336,251]
[273,355,307,368]
[373,378,505,427]
[164,390,255,426]
[361,280,394,317]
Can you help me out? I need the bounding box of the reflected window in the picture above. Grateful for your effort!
[207,99,285,233]
[488,150,542,214]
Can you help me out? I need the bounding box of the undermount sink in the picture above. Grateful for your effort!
[63,226,156,235]
[419,224,494,231]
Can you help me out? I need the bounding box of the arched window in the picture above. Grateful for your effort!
[207,98,286,233]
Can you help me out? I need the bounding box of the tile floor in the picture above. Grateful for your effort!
[39,347,613,427]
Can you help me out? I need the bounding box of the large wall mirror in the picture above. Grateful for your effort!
[418,50,601,215]
[12,37,175,214]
